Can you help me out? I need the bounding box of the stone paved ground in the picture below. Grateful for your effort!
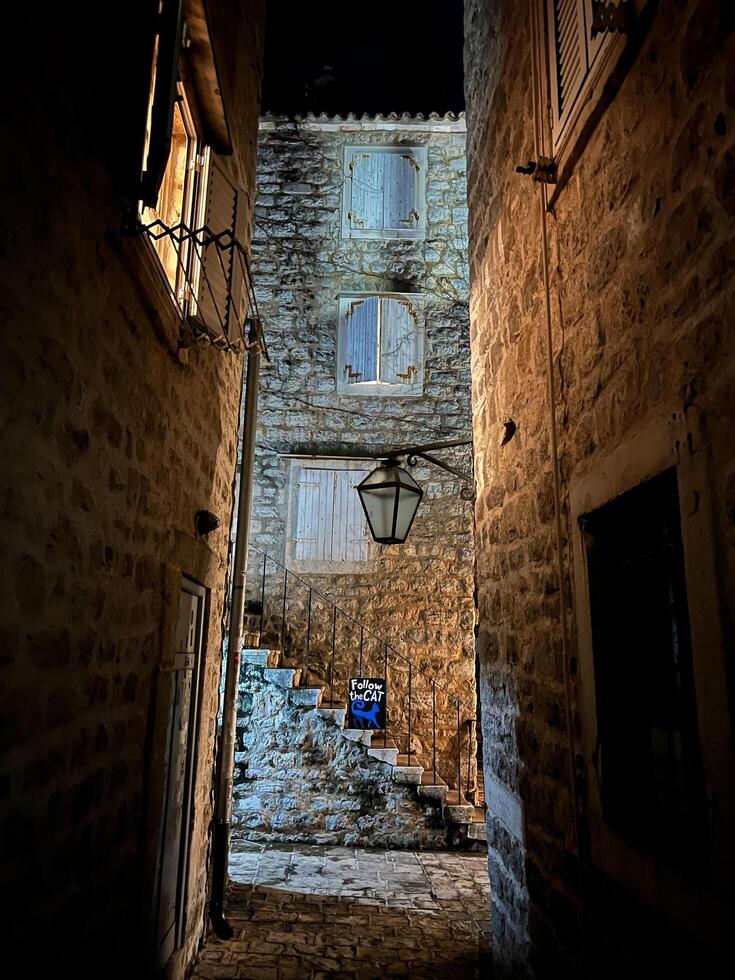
[191,842,492,979]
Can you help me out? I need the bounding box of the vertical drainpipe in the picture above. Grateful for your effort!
[210,318,262,938]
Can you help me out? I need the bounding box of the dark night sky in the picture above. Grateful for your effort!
[261,0,465,117]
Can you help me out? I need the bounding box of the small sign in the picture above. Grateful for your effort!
[347,677,387,730]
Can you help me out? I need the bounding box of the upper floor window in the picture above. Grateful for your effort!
[288,460,371,572]
[342,146,427,240]
[336,294,424,397]
[540,0,648,177]
[141,82,207,300]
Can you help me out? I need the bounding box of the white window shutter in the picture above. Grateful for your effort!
[197,155,238,334]
[547,0,588,148]
[349,152,384,230]
[379,298,417,385]
[345,297,379,383]
[383,153,418,230]
[295,469,327,561]
[295,467,368,563]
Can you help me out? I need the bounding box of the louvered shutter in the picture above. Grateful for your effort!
[379,298,416,385]
[383,153,418,231]
[547,0,588,149]
[196,155,237,335]
[349,152,385,231]
[345,297,379,383]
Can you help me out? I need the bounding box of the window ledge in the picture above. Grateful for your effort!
[336,381,424,398]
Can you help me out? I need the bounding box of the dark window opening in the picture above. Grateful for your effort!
[581,467,707,864]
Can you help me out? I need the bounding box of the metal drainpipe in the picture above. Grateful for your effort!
[210,318,261,938]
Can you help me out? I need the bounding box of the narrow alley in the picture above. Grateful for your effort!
[192,843,490,979]
[2,1,734,978]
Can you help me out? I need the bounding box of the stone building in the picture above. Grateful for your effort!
[0,3,264,976]
[464,0,735,974]
[233,114,478,835]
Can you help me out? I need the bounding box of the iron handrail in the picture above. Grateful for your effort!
[245,543,477,797]
[249,543,475,714]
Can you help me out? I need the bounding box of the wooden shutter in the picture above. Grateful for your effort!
[345,297,379,383]
[547,0,588,148]
[379,298,417,385]
[383,153,419,231]
[196,155,237,335]
[295,468,329,561]
[295,467,368,563]
[330,469,369,562]
[349,152,385,231]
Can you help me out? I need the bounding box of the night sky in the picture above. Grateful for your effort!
[261,0,465,117]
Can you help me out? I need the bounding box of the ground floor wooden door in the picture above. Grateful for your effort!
[156,577,207,969]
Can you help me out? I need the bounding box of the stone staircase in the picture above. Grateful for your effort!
[240,647,487,847]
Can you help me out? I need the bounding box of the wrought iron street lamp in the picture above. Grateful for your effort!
[356,462,424,545]
[356,439,474,546]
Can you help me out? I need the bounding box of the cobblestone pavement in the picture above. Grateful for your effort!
[191,842,492,979]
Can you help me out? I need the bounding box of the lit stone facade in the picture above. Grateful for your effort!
[240,114,477,796]
[465,0,735,974]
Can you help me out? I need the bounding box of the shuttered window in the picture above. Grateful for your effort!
[194,154,249,338]
[343,147,426,240]
[339,294,422,393]
[293,465,370,564]
[547,0,612,151]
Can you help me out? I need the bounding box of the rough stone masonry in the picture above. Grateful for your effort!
[240,114,478,793]
[464,0,735,974]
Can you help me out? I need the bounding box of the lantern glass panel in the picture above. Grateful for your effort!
[360,485,398,541]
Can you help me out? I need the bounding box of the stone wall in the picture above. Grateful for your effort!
[232,660,447,848]
[244,115,477,788]
[464,0,735,974]
[0,4,263,976]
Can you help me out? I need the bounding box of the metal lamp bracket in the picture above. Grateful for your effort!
[591,0,632,38]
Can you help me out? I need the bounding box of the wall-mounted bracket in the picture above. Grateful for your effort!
[591,0,632,38]
[515,157,557,184]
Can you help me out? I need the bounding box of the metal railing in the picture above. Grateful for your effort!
[245,544,477,798]
[124,212,266,357]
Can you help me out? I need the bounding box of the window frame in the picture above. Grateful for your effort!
[336,292,425,398]
[285,457,375,574]
[569,408,730,915]
[141,82,209,309]
[341,145,427,241]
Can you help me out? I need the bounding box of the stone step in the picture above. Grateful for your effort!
[342,728,373,746]
[241,648,279,668]
[392,764,423,785]
[443,787,474,824]
[367,740,399,765]
[263,667,299,688]
[417,770,448,802]
[288,686,322,707]
[467,808,488,841]
[315,706,347,727]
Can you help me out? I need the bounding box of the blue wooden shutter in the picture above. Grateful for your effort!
[379,298,417,385]
[345,297,379,383]
[383,153,418,231]
[349,152,385,230]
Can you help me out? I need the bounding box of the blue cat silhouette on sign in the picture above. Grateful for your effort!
[348,677,387,730]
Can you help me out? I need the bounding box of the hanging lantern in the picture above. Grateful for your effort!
[356,462,424,545]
